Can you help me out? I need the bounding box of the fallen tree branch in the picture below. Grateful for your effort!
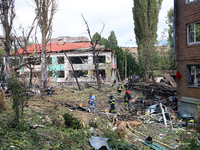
[126,122,175,149]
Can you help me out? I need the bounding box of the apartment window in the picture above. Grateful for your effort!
[24,57,41,65]
[187,65,200,87]
[186,0,196,4]
[69,70,88,78]
[48,71,53,77]
[188,22,200,44]
[98,56,106,63]
[47,57,52,65]
[69,56,88,64]
[57,56,64,64]
[57,71,65,78]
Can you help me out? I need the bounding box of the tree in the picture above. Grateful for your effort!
[92,31,140,80]
[33,0,57,90]
[166,8,176,70]
[0,0,15,80]
[82,14,105,89]
[0,46,5,80]
[92,32,108,48]
[12,16,38,86]
[108,31,118,49]
[133,0,163,81]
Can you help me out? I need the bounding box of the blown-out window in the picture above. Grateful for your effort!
[187,22,200,44]
[57,56,64,64]
[57,71,65,78]
[98,56,106,63]
[69,70,88,78]
[187,65,200,87]
[185,0,196,4]
[69,56,88,64]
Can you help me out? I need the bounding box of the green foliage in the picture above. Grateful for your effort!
[108,31,118,49]
[166,8,177,70]
[92,32,109,47]
[89,119,98,128]
[0,91,5,112]
[7,78,30,126]
[104,130,138,150]
[63,113,82,129]
[133,0,163,80]
[92,31,141,79]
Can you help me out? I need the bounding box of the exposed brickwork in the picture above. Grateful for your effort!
[176,0,200,99]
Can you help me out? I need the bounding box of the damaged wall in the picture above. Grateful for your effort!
[176,0,200,116]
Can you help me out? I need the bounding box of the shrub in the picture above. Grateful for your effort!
[103,130,138,150]
[89,119,98,128]
[63,113,82,129]
[7,78,30,126]
[0,91,5,112]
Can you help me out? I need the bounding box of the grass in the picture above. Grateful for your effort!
[0,83,199,149]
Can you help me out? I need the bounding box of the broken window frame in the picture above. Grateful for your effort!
[187,64,200,87]
[57,70,65,78]
[57,56,64,64]
[47,57,52,65]
[69,70,88,78]
[48,71,53,77]
[98,55,106,63]
[69,56,88,64]
[23,57,41,65]
[187,22,200,44]
[185,0,196,4]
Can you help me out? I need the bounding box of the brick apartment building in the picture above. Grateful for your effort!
[175,0,200,116]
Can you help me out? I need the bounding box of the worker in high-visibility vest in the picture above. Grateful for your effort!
[124,81,129,90]
[117,82,123,96]
[109,94,116,113]
[123,90,131,112]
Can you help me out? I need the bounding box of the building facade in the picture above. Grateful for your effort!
[9,41,117,85]
[175,0,200,116]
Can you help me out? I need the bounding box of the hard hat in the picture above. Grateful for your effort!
[126,90,129,93]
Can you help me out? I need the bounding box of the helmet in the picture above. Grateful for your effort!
[126,90,129,93]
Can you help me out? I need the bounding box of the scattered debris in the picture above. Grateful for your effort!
[89,136,111,150]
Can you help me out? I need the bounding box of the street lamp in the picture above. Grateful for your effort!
[125,39,132,80]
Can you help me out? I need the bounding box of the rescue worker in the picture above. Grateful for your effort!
[109,94,116,113]
[117,82,123,96]
[123,90,132,112]
[124,81,129,90]
[88,93,95,113]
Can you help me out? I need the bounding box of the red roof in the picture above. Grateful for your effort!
[11,42,95,55]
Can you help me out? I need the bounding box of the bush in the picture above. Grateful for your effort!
[7,78,30,126]
[89,119,98,128]
[103,130,138,150]
[63,113,82,129]
[0,91,5,112]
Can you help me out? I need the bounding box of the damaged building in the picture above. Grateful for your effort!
[8,39,117,85]
[175,0,200,116]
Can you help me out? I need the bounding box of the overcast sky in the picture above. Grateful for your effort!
[4,0,174,47]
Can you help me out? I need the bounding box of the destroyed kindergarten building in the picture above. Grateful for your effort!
[8,41,117,85]
[175,0,200,116]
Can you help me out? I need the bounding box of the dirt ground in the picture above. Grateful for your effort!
[24,82,198,149]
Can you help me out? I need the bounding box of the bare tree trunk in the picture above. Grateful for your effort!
[41,37,47,89]
[64,53,81,91]
[82,14,105,90]
[93,55,101,89]
[29,67,33,86]
[34,0,57,90]
[0,0,15,80]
